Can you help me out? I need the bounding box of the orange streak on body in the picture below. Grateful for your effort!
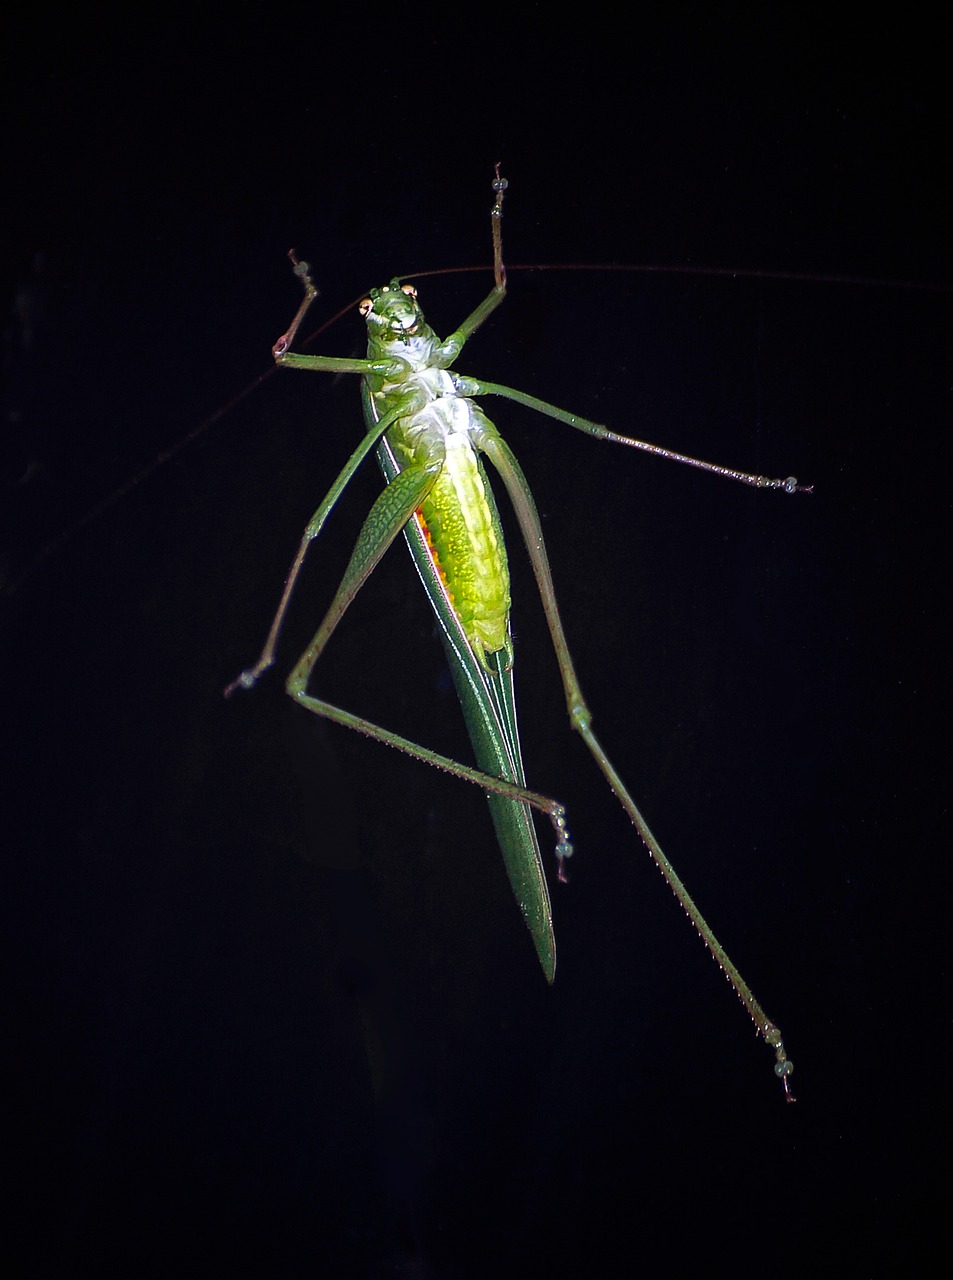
[415,507,456,607]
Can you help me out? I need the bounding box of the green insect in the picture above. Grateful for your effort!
[226,168,807,1098]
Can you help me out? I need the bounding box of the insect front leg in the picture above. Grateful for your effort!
[425,167,510,367]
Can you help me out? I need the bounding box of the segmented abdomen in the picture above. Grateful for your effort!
[417,427,510,665]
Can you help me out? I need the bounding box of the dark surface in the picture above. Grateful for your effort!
[3,11,949,1277]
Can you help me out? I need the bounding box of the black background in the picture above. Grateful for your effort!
[3,8,949,1277]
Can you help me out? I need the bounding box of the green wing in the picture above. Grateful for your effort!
[373,417,556,982]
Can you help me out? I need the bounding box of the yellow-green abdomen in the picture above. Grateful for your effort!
[418,431,510,666]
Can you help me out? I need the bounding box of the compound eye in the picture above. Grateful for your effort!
[358,298,373,317]
[400,283,417,297]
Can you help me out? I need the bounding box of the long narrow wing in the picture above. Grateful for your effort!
[370,396,556,981]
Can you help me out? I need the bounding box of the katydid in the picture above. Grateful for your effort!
[225,169,806,1099]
